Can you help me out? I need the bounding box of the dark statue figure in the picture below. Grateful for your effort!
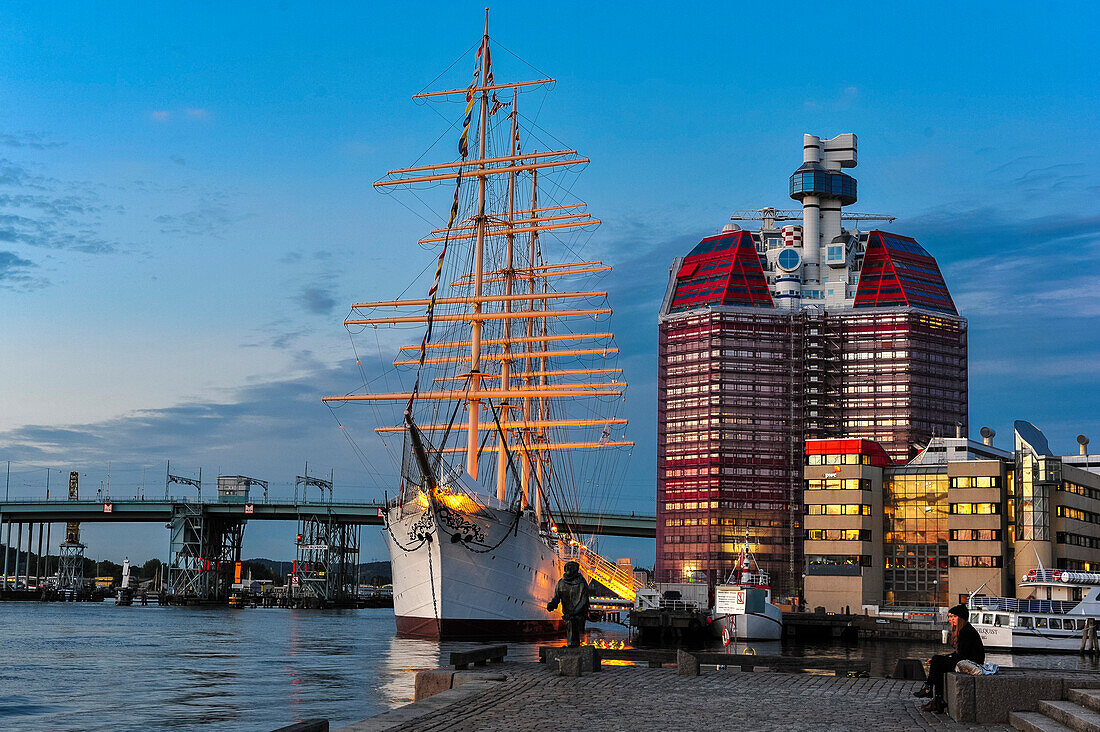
[547,561,590,647]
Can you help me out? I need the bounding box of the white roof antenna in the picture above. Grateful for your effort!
[1034,549,1046,577]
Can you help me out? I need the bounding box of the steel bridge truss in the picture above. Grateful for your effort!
[57,540,85,592]
[168,504,245,601]
[294,515,360,605]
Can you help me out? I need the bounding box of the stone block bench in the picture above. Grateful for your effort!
[946,669,1100,724]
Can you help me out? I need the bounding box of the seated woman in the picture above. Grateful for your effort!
[914,604,985,713]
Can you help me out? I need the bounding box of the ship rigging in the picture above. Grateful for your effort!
[322,11,639,638]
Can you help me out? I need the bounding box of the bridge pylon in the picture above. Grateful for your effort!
[168,504,244,602]
[293,514,360,606]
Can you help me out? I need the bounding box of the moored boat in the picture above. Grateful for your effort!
[711,536,784,641]
[969,568,1100,652]
[324,11,640,640]
[115,557,133,606]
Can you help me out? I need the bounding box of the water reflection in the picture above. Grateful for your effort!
[1,603,1096,732]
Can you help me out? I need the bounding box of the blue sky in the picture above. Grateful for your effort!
[1,1,1098,565]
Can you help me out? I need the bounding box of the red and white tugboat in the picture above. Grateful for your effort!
[712,535,784,641]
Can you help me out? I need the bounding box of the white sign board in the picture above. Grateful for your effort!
[244,504,254,515]
[715,586,747,615]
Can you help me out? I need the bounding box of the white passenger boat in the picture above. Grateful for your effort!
[969,568,1100,652]
[711,537,784,641]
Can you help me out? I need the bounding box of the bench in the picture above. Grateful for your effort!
[449,645,507,670]
[946,670,1100,724]
[688,652,870,677]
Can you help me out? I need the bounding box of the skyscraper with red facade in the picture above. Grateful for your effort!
[656,134,967,597]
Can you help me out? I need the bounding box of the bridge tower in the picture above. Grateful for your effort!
[168,505,245,602]
[294,514,361,606]
[165,466,246,602]
[292,468,360,605]
[57,471,86,596]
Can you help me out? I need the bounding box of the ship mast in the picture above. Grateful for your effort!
[322,13,632,503]
[495,86,519,503]
[530,165,543,520]
[522,157,537,514]
[466,9,491,481]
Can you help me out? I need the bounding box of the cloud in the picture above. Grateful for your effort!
[0,133,65,150]
[803,86,860,112]
[0,212,116,254]
[901,208,1100,321]
[297,286,337,315]
[0,158,123,255]
[154,202,241,238]
[0,366,397,490]
[150,109,210,123]
[0,250,45,289]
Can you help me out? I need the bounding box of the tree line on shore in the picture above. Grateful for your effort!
[0,544,391,588]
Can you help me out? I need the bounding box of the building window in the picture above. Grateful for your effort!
[950,556,1003,568]
[806,529,871,541]
[1059,481,1100,501]
[808,554,872,567]
[950,502,1001,515]
[949,529,1002,541]
[950,476,1001,489]
[805,478,872,491]
[1056,506,1100,524]
[804,503,872,516]
[1057,531,1100,550]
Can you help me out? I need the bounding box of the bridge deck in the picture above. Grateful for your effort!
[0,499,655,537]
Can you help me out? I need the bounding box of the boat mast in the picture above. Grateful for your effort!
[522,155,536,514]
[465,9,492,480]
[495,86,519,503]
[323,28,634,497]
[535,165,549,518]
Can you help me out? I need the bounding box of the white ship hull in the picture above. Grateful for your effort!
[713,604,784,641]
[970,607,1096,653]
[385,497,566,640]
[970,582,1100,653]
[971,622,1086,652]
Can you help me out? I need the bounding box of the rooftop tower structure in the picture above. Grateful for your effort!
[656,134,967,598]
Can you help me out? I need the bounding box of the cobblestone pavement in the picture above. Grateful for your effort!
[347,662,1015,732]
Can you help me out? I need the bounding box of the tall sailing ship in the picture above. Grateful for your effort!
[324,12,639,639]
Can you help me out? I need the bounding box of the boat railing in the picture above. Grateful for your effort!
[1022,568,1100,586]
[971,596,1079,615]
[723,570,771,587]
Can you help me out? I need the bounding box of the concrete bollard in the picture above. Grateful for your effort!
[544,646,600,673]
[413,670,455,701]
[558,656,583,677]
[893,658,927,681]
[677,649,700,677]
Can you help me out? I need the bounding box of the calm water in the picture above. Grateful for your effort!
[1,602,1097,731]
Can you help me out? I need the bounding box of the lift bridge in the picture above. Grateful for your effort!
[0,482,655,605]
